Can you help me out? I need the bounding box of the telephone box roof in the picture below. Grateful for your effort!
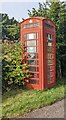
[20,17,56,27]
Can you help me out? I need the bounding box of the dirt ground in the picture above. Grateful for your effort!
[21,99,65,118]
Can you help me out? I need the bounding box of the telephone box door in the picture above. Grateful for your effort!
[23,30,42,89]
[45,31,56,88]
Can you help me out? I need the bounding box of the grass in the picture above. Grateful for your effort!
[2,78,66,118]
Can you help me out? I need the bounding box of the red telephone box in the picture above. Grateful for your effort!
[20,17,56,90]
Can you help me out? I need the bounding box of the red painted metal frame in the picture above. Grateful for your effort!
[20,17,56,90]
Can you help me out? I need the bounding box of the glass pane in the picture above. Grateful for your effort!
[27,40,37,46]
[47,53,51,59]
[47,53,54,59]
[28,60,36,65]
[48,42,52,46]
[30,73,39,78]
[29,67,36,72]
[29,80,39,84]
[48,77,50,81]
[48,59,52,64]
[27,47,37,52]
[29,67,39,72]
[27,60,38,65]
[24,33,38,40]
[28,34,34,39]
[48,65,50,71]
[27,54,37,59]
[47,34,52,40]
[48,76,50,81]
[47,47,52,52]
[44,23,54,29]
[23,22,40,28]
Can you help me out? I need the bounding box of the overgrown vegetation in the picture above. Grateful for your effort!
[1,1,66,117]
[2,78,66,118]
[1,2,66,89]
[2,42,30,91]
[1,1,66,78]
[0,13,20,40]
[28,1,66,78]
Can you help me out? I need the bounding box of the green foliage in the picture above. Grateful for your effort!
[2,42,30,91]
[28,1,66,78]
[28,2,49,18]
[1,13,20,40]
[1,2,66,83]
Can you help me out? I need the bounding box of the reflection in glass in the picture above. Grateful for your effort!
[28,60,39,65]
[47,53,54,59]
[28,60,36,65]
[29,80,39,84]
[27,47,37,52]
[28,34,35,39]
[23,22,40,28]
[30,73,39,78]
[47,53,51,59]
[48,65,50,71]
[29,67,36,72]
[48,59,52,64]
[24,33,38,40]
[48,42,52,46]
[47,33,52,40]
[27,40,37,46]
[48,76,50,80]
[27,54,37,59]
[48,72,50,81]
[47,47,52,52]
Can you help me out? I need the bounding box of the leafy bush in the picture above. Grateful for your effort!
[2,42,30,91]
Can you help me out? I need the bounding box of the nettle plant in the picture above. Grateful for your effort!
[2,42,30,90]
